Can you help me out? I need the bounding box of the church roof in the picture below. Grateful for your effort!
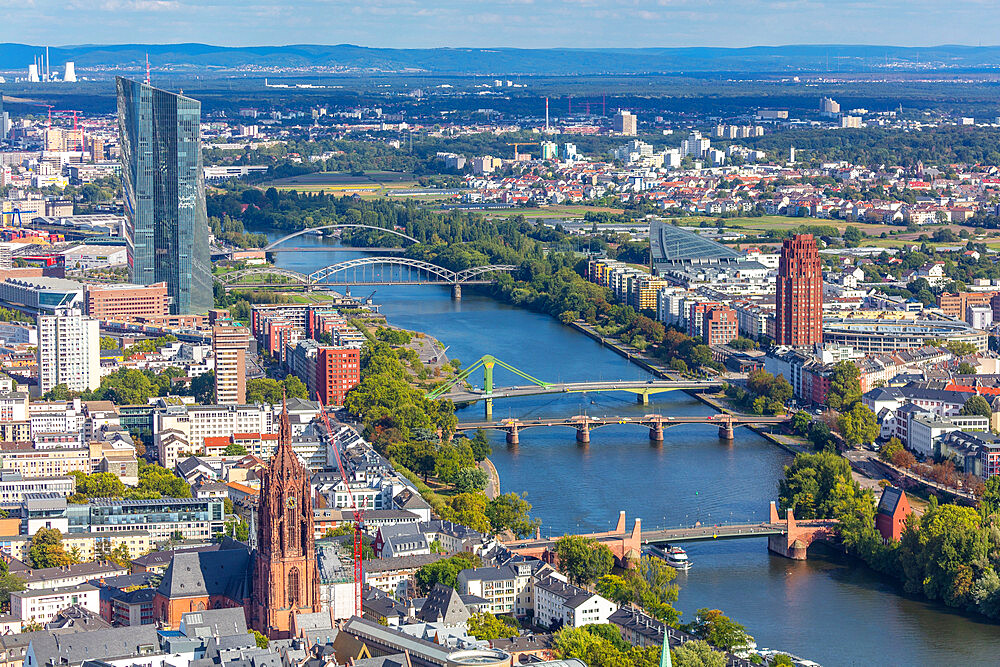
[156,545,252,601]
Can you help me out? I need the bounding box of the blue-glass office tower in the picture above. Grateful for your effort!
[117,77,211,314]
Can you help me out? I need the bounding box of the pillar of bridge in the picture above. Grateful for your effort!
[484,398,493,420]
[576,423,590,444]
[649,421,664,442]
[451,284,462,300]
[719,420,735,441]
[506,424,519,445]
[636,392,649,405]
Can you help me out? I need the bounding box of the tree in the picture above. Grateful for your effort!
[414,552,481,594]
[283,375,309,399]
[448,493,491,534]
[466,612,519,640]
[249,629,269,649]
[778,451,863,520]
[99,336,118,350]
[879,437,904,463]
[29,528,75,568]
[0,558,24,606]
[555,536,614,586]
[960,394,993,418]
[689,608,752,652]
[190,371,215,404]
[827,361,862,411]
[671,640,727,667]
[486,493,540,539]
[469,429,491,462]
[224,443,249,456]
[452,466,488,494]
[958,362,977,375]
[42,384,75,401]
[837,403,879,447]
[595,574,633,605]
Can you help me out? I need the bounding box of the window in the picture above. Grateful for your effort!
[287,567,300,608]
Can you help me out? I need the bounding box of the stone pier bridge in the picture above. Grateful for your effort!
[501,504,838,566]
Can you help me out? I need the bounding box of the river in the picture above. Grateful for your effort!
[265,232,1000,665]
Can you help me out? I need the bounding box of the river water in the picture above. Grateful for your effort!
[266,233,1000,665]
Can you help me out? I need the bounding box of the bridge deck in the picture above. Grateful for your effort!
[443,379,723,402]
[456,414,789,430]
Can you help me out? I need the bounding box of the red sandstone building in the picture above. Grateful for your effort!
[775,234,823,347]
[702,307,738,346]
[250,399,321,637]
[875,486,912,543]
[85,282,170,321]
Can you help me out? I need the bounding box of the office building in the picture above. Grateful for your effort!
[213,319,250,405]
[117,77,212,315]
[820,97,840,114]
[775,234,823,347]
[612,110,637,136]
[841,115,862,128]
[84,282,170,321]
[36,307,100,394]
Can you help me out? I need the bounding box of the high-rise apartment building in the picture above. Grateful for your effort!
[775,234,823,347]
[613,110,637,136]
[213,319,250,405]
[820,97,840,114]
[702,307,738,346]
[36,307,100,394]
[117,77,212,315]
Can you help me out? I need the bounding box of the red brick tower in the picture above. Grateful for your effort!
[251,397,320,638]
[776,234,823,346]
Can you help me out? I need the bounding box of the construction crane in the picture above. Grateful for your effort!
[1,209,23,227]
[505,142,539,160]
[318,399,364,616]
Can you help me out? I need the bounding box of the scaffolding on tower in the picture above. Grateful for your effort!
[317,399,363,616]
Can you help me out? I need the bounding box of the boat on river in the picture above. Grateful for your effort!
[651,544,691,570]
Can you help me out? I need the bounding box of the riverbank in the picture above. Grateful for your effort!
[481,457,500,500]
[568,319,674,378]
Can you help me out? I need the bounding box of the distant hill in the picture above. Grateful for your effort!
[3,43,1000,75]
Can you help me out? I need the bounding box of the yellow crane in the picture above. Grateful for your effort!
[506,142,540,160]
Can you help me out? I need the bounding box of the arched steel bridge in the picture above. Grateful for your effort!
[264,224,419,250]
[215,256,517,294]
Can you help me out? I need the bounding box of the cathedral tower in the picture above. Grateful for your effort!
[251,397,320,638]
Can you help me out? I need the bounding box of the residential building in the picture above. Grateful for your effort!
[775,234,823,346]
[117,77,212,315]
[533,576,618,629]
[702,307,738,346]
[212,319,250,405]
[36,308,100,394]
[11,584,99,624]
[0,530,151,564]
[364,554,447,599]
[612,110,637,136]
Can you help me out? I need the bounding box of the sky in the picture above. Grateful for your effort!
[3,0,1000,49]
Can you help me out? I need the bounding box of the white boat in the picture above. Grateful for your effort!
[663,546,691,570]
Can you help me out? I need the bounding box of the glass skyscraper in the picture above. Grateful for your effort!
[117,77,212,315]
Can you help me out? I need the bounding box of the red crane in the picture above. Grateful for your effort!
[317,399,364,616]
